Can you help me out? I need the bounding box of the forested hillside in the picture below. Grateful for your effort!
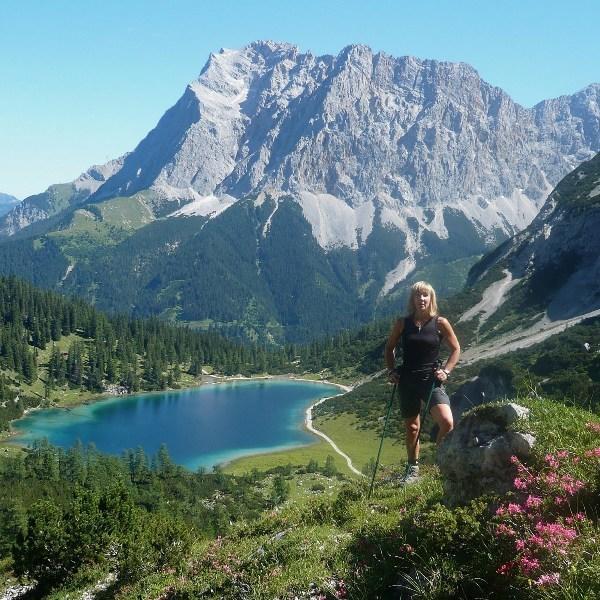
[0,275,397,434]
[0,437,314,597]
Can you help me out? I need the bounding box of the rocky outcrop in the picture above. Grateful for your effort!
[437,403,535,506]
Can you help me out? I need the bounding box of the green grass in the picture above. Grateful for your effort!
[98,194,154,230]
[46,194,155,261]
[222,439,352,477]
[316,411,407,472]
[4,393,600,599]
[143,398,600,599]
[48,210,129,258]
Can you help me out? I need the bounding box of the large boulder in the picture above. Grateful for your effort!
[436,402,535,506]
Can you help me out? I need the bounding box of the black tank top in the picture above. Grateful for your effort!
[401,315,442,371]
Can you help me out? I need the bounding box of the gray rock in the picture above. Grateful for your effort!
[0,156,125,236]
[496,403,530,425]
[437,403,535,506]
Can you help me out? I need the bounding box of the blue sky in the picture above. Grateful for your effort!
[1,0,599,199]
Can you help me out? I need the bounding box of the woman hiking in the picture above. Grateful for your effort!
[384,281,460,484]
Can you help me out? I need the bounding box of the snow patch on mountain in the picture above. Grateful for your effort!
[170,194,236,219]
[458,269,522,324]
[382,257,417,296]
[297,192,374,249]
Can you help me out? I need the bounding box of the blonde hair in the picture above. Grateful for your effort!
[407,281,438,318]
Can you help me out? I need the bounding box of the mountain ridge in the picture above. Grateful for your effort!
[6,42,600,249]
[1,42,599,341]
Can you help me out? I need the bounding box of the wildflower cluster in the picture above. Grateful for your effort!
[199,536,246,584]
[494,450,589,587]
[585,421,600,435]
[307,577,348,599]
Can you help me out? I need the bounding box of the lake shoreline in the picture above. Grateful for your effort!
[2,374,353,460]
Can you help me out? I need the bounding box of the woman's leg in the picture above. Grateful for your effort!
[404,414,421,461]
[429,403,453,445]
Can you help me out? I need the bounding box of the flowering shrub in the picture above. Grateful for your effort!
[494,444,598,589]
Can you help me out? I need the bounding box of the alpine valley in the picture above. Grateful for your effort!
[2,41,600,342]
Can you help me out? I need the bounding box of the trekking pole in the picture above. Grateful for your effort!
[368,383,397,500]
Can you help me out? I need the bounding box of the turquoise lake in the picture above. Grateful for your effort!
[11,380,340,470]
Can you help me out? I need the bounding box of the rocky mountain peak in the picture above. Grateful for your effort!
[2,42,600,309]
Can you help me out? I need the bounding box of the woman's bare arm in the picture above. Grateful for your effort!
[438,317,460,375]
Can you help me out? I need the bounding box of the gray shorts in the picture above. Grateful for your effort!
[398,372,450,419]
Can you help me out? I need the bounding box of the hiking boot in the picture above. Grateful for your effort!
[398,463,419,485]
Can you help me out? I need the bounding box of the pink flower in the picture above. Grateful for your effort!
[534,573,560,586]
[559,475,585,496]
[507,503,523,515]
[513,477,528,490]
[518,555,541,575]
[584,447,600,458]
[556,450,569,459]
[545,453,559,468]
[585,422,600,434]
[515,539,526,551]
[525,495,543,509]
[495,506,506,517]
[528,534,545,548]
[510,455,520,464]
[534,522,577,546]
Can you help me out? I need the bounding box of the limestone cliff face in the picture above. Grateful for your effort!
[89,42,600,252]
[2,42,600,297]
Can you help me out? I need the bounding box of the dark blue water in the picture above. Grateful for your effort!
[11,380,339,470]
